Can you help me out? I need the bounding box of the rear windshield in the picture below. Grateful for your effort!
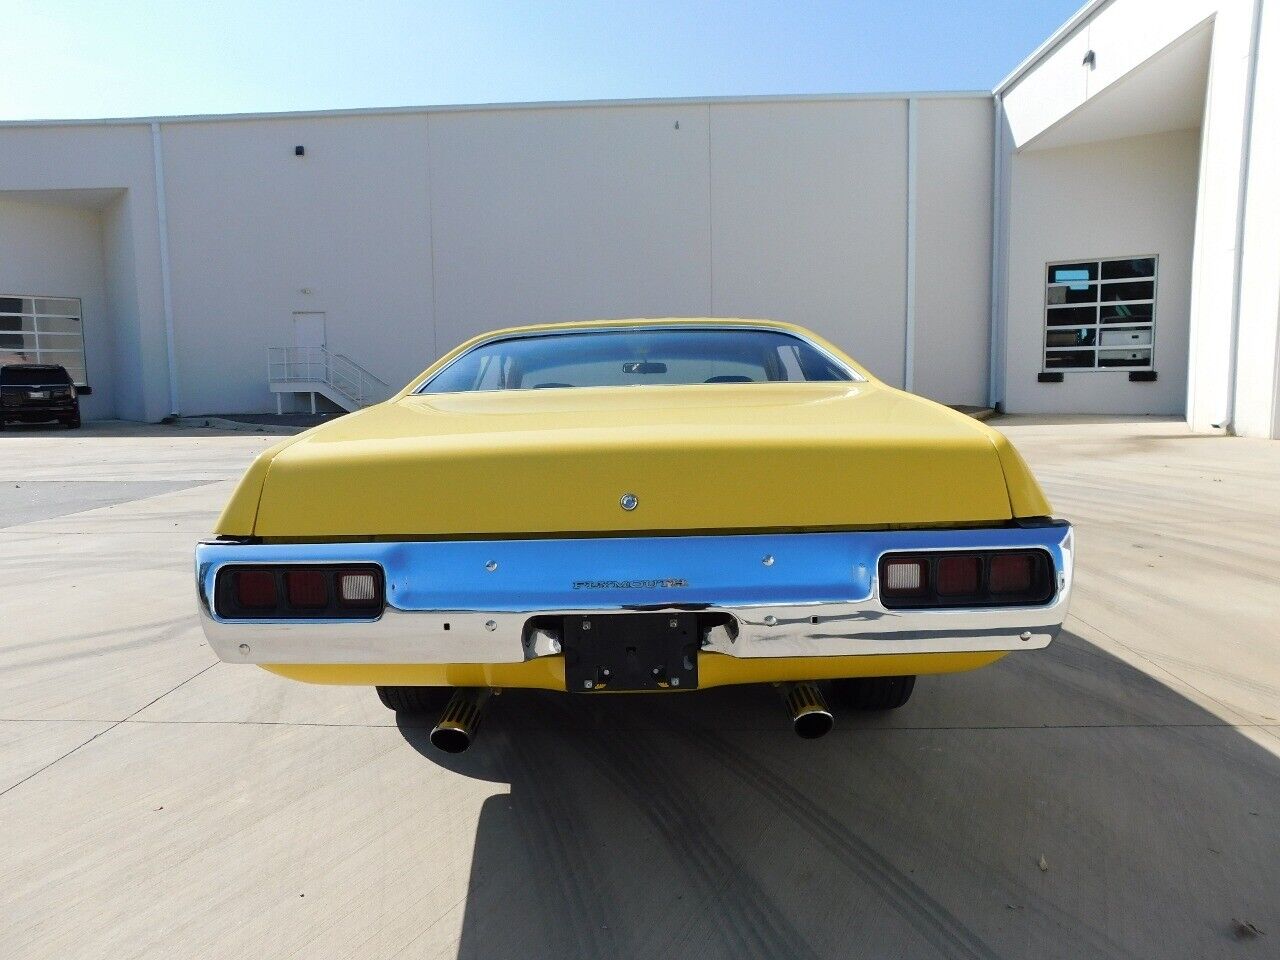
[418,328,856,394]
[1,365,72,386]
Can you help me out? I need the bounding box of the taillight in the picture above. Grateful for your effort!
[937,554,981,596]
[989,553,1034,594]
[216,564,384,619]
[234,570,278,609]
[879,550,1053,608]
[338,571,378,607]
[883,558,927,595]
[285,570,328,608]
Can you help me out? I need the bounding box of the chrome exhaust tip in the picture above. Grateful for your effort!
[780,681,834,739]
[430,688,493,753]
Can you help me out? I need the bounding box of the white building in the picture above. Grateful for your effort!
[2,0,1277,437]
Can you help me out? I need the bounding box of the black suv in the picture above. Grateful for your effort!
[0,364,81,428]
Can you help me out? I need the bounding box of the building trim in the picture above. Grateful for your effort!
[987,96,1008,408]
[1215,0,1266,431]
[0,90,993,130]
[150,121,180,415]
[903,97,918,392]
[994,0,1115,94]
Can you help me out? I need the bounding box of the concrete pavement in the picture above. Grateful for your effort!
[1,417,1277,959]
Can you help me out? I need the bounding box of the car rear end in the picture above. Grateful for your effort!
[0,364,80,427]
[194,320,1074,750]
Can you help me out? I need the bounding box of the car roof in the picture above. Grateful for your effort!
[463,317,797,339]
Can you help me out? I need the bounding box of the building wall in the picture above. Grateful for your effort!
[0,4,1275,432]
[0,197,113,419]
[0,95,991,417]
[914,97,995,405]
[428,104,712,362]
[101,194,144,421]
[1004,128,1200,415]
[0,123,171,421]
[159,114,437,414]
[709,99,909,385]
[999,0,1271,434]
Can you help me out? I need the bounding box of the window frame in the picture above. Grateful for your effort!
[0,294,89,386]
[1041,256,1158,374]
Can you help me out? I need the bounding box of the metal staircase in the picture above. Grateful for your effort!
[267,346,392,413]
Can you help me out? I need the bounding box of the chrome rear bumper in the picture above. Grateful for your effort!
[196,524,1073,665]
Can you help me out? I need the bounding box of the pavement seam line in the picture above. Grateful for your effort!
[0,478,233,531]
[1068,611,1259,725]
[0,660,218,799]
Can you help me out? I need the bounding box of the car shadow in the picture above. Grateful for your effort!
[396,631,1279,959]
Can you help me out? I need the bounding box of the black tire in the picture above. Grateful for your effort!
[65,416,81,429]
[375,685,451,715]
[831,675,916,710]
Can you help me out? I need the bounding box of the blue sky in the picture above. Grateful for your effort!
[7,1,1083,120]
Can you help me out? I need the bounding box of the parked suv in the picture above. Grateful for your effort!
[0,364,81,428]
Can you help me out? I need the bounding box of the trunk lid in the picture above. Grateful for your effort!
[249,383,1016,538]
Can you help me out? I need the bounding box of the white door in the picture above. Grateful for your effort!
[291,312,326,379]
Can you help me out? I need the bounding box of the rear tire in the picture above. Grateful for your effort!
[64,415,81,429]
[831,675,916,710]
[375,685,451,715]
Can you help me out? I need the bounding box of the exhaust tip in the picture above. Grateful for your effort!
[429,722,472,754]
[781,681,835,740]
[793,708,834,740]
[429,688,492,753]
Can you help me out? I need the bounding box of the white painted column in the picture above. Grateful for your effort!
[987,96,1009,410]
[1186,1,1265,433]
[150,122,180,416]
[903,97,918,392]
[1233,0,1280,438]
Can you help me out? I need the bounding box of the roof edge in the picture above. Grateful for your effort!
[0,90,993,129]
[994,0,1115,95]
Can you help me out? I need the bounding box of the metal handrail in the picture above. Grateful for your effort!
[267,346,391,407]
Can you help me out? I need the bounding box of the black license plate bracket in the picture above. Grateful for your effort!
[562,613,699,692]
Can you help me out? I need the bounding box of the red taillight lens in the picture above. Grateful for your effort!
[882,558,927,596]
[989,553,1034,594]
[234,570,277,609]
[936,554,981,596]
[286,570,328,608]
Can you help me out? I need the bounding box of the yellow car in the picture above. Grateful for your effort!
[196,319,1072,750]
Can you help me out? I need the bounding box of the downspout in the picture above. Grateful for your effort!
[987,94,1006,410]
[1213,0,1264,432]
[150,121,180,417]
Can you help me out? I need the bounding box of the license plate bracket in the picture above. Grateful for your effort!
[562,613,699,692]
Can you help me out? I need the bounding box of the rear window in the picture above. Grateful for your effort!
[1,365,72,386]
[418,328,856,394]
